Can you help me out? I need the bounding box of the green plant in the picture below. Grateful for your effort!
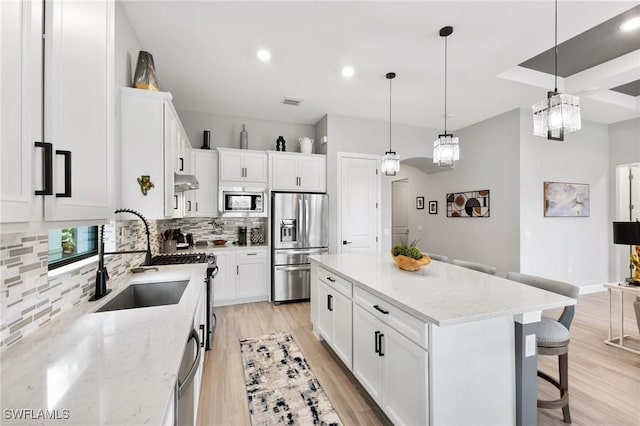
[391,238,423,260]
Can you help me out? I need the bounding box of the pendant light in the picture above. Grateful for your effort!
[433,26,459,167]
[381,72,400,176]
[532,0,581,141]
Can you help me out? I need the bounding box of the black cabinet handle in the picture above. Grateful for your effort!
[374,304,389,315]
[374,330,380,354]
[199,324,205,348]
[179,157,184,171]
[174,195,178,210]
[187,200,192,211]
[34,142,53,196]
[55,150,72,197]
[342,240,352,245]
[378,332,385,357]
[326,277,336,282]
[327,294,333,311]
[196,202,198,212]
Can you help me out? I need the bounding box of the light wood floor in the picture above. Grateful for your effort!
[197,292,640,426]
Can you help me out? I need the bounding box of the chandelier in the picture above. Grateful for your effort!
[381,72,400,176]
[433,26,459,167]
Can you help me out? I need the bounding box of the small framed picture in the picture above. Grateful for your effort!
[429,200,438,214]
[416,197,424,210]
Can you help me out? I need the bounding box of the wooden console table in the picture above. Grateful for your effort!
[604,282,640,355]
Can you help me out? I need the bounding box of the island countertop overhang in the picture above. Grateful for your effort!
[310,252,575,327]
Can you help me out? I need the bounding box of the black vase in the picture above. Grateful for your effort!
[276,136,286,152]
[133,51,159,91]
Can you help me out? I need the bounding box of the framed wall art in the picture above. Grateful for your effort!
[429,201,438,214]
[543,182,590,217]
[446,190,490,217]
[416,197,424,210]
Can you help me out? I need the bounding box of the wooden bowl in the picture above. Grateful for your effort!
[391,252,431,271]
[213,239,227,246]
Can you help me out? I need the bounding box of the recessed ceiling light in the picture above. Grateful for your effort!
[619,16,640,31]
[257,49,271,62]
[341,66,355,78]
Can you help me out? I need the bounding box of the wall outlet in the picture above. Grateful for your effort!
[525,334,536,357]
[417,225,423,231]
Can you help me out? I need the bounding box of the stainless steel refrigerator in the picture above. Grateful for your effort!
[272,192,329,303]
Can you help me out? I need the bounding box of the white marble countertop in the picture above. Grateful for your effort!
[310,252,575,327]
[0,263,208,425]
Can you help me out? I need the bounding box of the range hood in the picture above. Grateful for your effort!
[174,173,199,192]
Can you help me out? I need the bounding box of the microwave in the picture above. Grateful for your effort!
[219,188,267,217]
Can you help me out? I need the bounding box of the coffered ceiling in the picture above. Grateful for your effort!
[122,1,640,130]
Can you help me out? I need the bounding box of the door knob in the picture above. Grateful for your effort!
[342,240,352,245]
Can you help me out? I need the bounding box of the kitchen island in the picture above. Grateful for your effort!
[309,252,575,426]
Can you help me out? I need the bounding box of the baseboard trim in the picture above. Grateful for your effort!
[579,284,606,295]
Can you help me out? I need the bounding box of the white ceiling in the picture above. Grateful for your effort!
[122,1,640,130]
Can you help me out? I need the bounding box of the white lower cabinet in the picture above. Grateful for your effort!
[317,280,353,368]
[213,248,269,306]
[353,304,428,426]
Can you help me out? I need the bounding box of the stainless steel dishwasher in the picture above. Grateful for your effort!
[176,329,201,426]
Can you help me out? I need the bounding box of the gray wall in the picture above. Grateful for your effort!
[176,109,315,152]
[323,114,439,253]
[314,114,328,155]
[520,110,610,286]
[390,165,432,247]
[608,118,640,281]
[418,109,521,277]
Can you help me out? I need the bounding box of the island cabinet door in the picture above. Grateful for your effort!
[381,325,428,426]
[331,290,353,369]
[353,304,383,402]
[317,281,333,345]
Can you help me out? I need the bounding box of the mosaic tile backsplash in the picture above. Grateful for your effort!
[0,216,268,352]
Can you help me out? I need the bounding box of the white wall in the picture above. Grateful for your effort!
[324,114,439,253]
[417,109,521,277]
[176,109,315,152]
[608,118,640,281]
[520,110,610,287]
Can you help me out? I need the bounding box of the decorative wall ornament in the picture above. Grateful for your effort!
[416,197,424,209]
[543,182,590,217]
[276,136,286,151]
[447,190,490,217]
[429,201,438,214]
[137,175,154,196]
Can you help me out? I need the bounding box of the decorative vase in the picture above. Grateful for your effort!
[202,130,211,150]
[391,252,431,271]
[276,136,286,151]
[132,51,158,91]
[240,124,248,149]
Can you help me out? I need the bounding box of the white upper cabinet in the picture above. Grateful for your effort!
[218,147,267,186]
[193,150,218,217]
[0,0,43,224]
[43,0,114,222]
[269,152,326,192]
[1,0,114,226]
[120,88,190,220]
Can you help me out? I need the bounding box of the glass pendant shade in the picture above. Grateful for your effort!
[381,151,400,176]
[433,134,459,167]
[532,91,581,141]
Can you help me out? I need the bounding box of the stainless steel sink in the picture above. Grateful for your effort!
[95,280,189,313]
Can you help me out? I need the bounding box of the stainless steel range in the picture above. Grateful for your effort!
[150,252,217,351]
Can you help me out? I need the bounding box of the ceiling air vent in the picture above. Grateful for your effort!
[283,96,303,106]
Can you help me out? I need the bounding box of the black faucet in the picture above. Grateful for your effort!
[91,209,153,301]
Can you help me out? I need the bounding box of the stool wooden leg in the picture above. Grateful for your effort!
[559,353,571,423]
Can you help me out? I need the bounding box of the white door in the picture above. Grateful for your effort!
[352,304,383,402]
[331,290,353,369]
[271,154,298,190]
[213,253,236,306]
[316,281,333,344]
[194,151,218,217]
[382,325,428,426]
[236,259,267,299]
[244,152,268,183]
[219,150,244,181]
[392,179,409,246]
[44,0,113,221]
[298,156,326,192]
[0,0,42,224]
[339,155,379,252]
